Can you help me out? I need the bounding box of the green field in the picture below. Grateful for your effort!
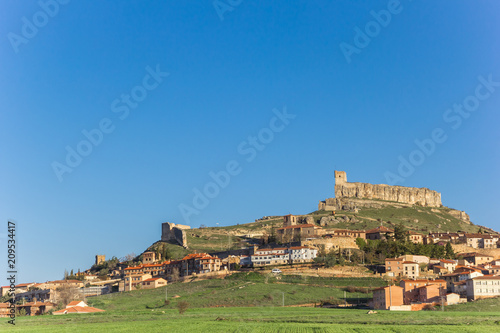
[4,305,500,332]
[3,274,500,332]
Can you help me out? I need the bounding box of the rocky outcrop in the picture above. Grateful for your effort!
[448,209,471,223]
[333,171,442,207]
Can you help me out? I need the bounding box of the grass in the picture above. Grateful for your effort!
[4,305,500,332]
[3,275,500,332]
[86,273,379,310]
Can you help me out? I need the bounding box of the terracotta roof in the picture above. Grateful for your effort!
[440,259,456,264]
[67,301,85,307]
[277,224,316,230]
[53,306,105,314]
[403,261,418,264]
[472,275,500,280]
[401,279,445,283]
[433,265,446,270]
[143,278,166,282]
[373,285,403,291]
[366,226,394,234]
[124,266,144,271]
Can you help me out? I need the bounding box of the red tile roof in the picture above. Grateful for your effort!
[53,306,105,314]
[277,224,316,230]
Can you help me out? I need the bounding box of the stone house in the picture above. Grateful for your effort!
[276,224,319,242]
[365,226,394,240]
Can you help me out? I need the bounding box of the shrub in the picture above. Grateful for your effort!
[177,301,189,314]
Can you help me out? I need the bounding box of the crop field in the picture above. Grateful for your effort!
[3,306,500,332]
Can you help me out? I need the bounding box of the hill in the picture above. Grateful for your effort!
[142,197,492,261]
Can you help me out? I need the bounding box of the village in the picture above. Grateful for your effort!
[2,211,500,317]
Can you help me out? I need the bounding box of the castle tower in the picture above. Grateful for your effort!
[334,171,347,185]
[95,255,105,266]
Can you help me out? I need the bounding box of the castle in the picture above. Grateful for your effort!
[319,171,442,211]
[161,222,190,248]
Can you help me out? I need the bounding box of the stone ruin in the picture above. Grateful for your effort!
[161,222,190,248]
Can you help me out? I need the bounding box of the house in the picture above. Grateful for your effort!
[366,226,394,240]
[465,234,499,249]
[181,253,221,275]
[143,263,164,276]
[399,279,446,305]
[143,251,160,264]
[408,231,424,244]
[385,259,420,278]
[403,262,420,279]
[466,275,500,301]
[332,229,366,239]
[124,273,152,291]
[0,302,12,318]
[458,253,494,266]
[142,277,167,289]
[0,286,11,297]
[451,280,467,297]
[487,265,500,275]
[16,300,55,316]
[433,265,448,275]
[123,265,145,276]
[245,246,318,267]
[53,300,105,315]
[276,224,320,242]
[372,285,404,310]
[441,273,460,292]
[398,255,430,265]
[416,284,441,303]
[252,247,290,267]
[288,246,318,264]
[439,259,457,273]
[385,258,402,276]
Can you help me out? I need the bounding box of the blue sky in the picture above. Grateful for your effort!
[1,1,499,284]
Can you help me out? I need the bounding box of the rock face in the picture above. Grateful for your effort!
[161,222,190,248]
[333,171,442,207]
[448,209,471,223]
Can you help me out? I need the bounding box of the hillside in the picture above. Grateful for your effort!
[143,198,492,260]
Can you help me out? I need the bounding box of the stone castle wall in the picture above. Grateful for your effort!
[333,171,442,207]
[161,222,190,248]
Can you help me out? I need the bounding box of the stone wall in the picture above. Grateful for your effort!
[161,222,190,248]
[333,171,442,207]
[302,237,358,252]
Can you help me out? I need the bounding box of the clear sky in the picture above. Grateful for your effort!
[1,1,499,285]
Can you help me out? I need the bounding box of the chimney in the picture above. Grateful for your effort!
[33,297,37,304]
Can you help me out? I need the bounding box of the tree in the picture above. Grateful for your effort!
[445,242,455,259]
[170,268,180,282]
[56,285,80,307]
[394,223,407,242]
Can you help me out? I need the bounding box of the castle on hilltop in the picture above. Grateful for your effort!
[319,171,443,211]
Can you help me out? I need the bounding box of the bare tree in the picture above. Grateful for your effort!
[120,253,136,263]
[56,285,80,307]
[170,268,180,282]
